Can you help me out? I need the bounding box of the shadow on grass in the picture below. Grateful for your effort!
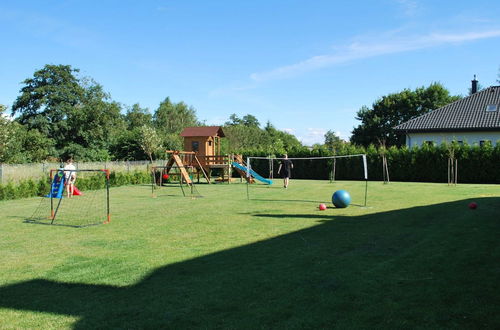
[0,198,499,328]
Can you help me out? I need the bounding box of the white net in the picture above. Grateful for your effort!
[246,155,368,206]
[27,170,110,227]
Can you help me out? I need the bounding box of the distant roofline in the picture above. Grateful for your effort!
[394,85,500,132]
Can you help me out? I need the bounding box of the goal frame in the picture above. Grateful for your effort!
[46,168,111,226]
[246,154,368,206]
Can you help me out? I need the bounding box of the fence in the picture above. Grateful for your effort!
[0,160,167,184]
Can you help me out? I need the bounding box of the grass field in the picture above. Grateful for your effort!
[0,180,499,329]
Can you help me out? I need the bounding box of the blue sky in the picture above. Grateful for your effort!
[1,0,499,145]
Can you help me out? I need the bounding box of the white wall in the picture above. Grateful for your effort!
[406,131,500,147]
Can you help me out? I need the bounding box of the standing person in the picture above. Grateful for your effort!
[277,154,293,188]
[63,158,77,198]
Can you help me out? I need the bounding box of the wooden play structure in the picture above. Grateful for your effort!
[178,126,252,183]
[151,127,254,189]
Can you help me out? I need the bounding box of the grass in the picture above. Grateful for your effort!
[0,180,499,329]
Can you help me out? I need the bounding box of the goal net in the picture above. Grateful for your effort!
[27,169,110,227]
[245,154,368,206]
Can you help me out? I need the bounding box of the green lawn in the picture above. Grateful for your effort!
[0,180,499,329]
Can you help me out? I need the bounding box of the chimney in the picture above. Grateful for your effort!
[471,75,478,94]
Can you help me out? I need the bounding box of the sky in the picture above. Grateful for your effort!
[1,0,500,145]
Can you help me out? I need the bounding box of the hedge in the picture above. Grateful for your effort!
[1,143,499,202]
[243,142,500,184]
[0,170,152,201]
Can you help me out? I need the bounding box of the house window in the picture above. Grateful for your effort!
[485,104,498,112]
[457,141,463,145]
[208,141,212,147]
[424,141,434,146]
[192,141,199,152]
[479,140,490,147]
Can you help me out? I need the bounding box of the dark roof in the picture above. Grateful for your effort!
[180,126,225,137]
[394,86,500,132]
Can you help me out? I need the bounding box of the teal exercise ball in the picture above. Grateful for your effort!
[332,190,351,208]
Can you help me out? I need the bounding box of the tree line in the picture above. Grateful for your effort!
[2,64,498,164]
[0,64,304,163]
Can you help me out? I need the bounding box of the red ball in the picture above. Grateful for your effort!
[468,202,477,210]
[162,174,169,180]
[319,203,327,211]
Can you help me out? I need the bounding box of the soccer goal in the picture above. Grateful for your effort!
[246,154,368,206]
[27,169,111,227]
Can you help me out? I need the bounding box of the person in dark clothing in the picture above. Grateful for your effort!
[277,154,293,188]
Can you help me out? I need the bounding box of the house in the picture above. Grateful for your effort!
[179,126,225,156]
[394,81,500,147]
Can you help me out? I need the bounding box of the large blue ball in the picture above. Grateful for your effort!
[332,190,351,208]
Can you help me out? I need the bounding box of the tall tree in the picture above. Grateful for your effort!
[125,103,152,130]
[0,105,15,162]
[64,80,125,160]
[225,114,260,127]
[350,83,461,147]
[11,65,84,146]
[324,130,344,152]
[11,65,126,160]
[154,97,199,135]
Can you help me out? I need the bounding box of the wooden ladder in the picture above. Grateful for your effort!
[172,154,192,185]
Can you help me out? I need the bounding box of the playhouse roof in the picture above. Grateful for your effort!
[180,126,225,137]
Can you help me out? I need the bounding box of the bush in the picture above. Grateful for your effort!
[242,143,500,184]
[0,170,152,201]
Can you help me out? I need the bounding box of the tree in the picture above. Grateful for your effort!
[10,64,127,160]
[154,97,199,135]
[11,65,84,146]
[0,105,16,162]
[225,114,242,126]
[225,114,260,127]
[324,130,344,152]
[350,83,461,147]
[64,80,125,160]
[153,97,199,152]
[125,103,152,130]
[263,121,302,153]
[0,105,55,163]
[139,125,162,163]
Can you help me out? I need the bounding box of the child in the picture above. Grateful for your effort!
[63,158,77,198]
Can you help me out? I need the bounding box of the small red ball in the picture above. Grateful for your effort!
[468,202,477,210]
[319,203,327,211]
[162,174,169,180]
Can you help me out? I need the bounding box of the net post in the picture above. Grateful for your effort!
[50,169,54,219]
[51,173,65,224]
[104,169,111,223]
[246,156,250,200]
[364,179,368,207]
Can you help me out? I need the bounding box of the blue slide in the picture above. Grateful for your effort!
[232,162,273,185]
[46,170,66,198]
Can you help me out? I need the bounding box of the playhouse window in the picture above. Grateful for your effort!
[208,141,212,146]
[192,141,199,152]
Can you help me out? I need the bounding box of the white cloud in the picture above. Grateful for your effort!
[394,0,420,17]
[250,28,500,82]
[296,128,327,146]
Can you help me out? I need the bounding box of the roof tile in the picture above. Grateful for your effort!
[394,86,500,132]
